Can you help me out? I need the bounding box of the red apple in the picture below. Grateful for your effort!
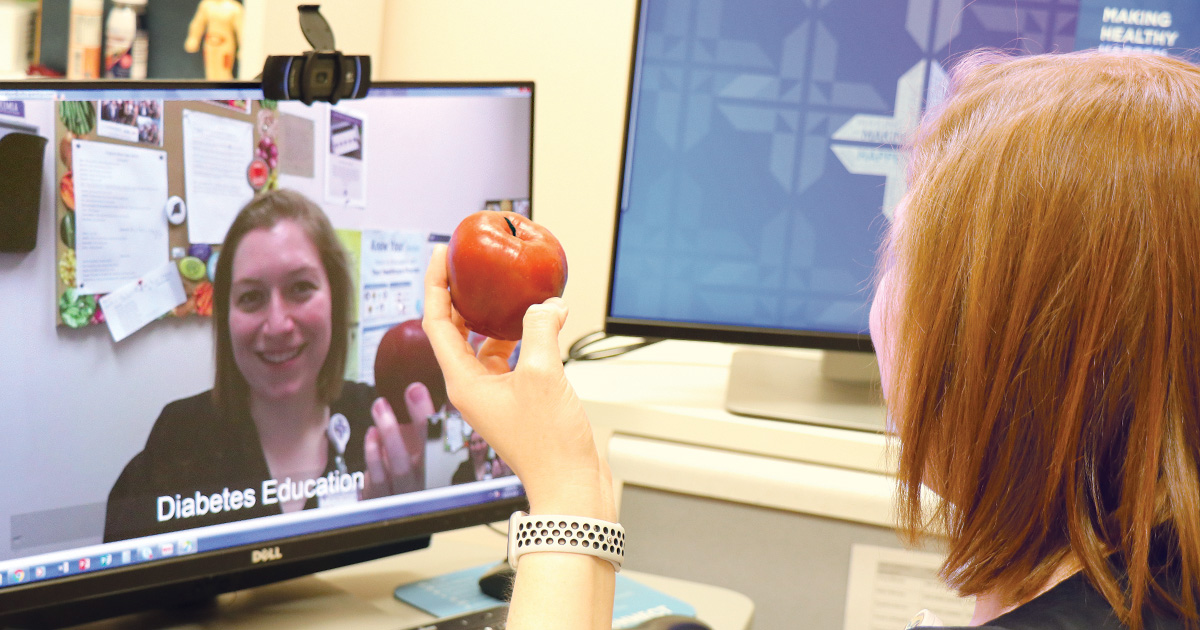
[447,211,568,341]
[373,318,449,420]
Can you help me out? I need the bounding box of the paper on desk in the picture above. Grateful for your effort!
[393,562,696,628]
[842,544,973,630]
[72,139,169,295]
[182,109,254,244]
[98,260,187,342]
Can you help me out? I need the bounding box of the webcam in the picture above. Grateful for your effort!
[260,5,371,105]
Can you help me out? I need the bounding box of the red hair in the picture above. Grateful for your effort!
[887,50,1200,629]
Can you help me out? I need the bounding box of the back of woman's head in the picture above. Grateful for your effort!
[888,50,1200,628]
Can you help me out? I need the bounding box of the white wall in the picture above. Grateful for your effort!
[376,1,639,349]
[239,0,387,80]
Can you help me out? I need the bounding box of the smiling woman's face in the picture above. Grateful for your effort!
[228,219,333,406]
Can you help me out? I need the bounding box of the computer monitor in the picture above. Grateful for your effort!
[604,0,1199,430]
[0,79,533,626]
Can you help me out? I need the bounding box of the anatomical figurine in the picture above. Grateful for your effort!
[184,0,244,80]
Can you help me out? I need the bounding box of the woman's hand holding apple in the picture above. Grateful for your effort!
[361,386,429,499]
[422,245,613,521]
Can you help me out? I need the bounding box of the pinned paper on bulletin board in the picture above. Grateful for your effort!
[71,139,169,296]
[98,261,188,342]
[182,109,255,244]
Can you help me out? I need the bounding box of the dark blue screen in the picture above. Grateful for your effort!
[609,0,1199,339]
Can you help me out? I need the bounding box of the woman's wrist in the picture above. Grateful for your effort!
[524,463,616,522]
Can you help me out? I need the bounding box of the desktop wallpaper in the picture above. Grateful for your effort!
[608,0,1199,337]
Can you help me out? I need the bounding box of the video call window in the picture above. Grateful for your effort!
[0,84,532,586]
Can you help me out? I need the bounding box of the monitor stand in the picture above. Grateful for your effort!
[724,348,886,432]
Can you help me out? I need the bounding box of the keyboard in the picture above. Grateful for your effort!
[403,604,509,630]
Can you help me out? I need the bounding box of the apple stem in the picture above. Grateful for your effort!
[504,217,517,237]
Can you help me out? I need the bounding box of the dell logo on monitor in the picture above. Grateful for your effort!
[251,547,282,564]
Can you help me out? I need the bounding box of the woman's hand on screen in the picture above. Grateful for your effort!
[362,389,428,498]
[422,245,613,520]
[491,456,513,479]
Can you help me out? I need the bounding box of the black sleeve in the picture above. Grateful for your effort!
[102,449,158,543]
[451,460,474,486]
[102,393,236,543]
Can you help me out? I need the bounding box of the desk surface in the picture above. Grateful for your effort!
[77,525,753,630]
[566,341,890,474]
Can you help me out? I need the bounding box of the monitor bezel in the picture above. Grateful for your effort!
[602,0,875,354]
[0,78,533,626]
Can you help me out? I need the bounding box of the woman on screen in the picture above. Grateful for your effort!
[105,189,428,542]
[451,423,513,486]
[420,50,1200,629]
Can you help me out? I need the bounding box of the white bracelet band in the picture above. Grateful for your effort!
[507,511,625,572]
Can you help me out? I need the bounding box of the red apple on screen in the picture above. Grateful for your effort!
[447,211,568,341]
[373,319,449,420]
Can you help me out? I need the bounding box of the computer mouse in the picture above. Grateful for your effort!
[629,615,713,630]
[477,560,516,601]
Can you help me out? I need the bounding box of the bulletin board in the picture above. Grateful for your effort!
[53,97,281,333]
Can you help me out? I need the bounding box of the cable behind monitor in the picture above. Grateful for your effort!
[564,330,663,364]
